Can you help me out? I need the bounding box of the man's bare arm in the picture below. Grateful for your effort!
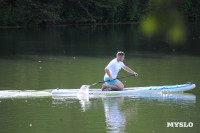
[105,69,113,81]
[122,66,138,76]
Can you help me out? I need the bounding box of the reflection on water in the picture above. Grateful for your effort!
[52,93,196,132]
[77,93,90,112]
[103,97,126,133]
[128,93,196,103]
[52,96,91,112]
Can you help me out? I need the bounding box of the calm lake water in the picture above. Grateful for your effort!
[0,24,200,133]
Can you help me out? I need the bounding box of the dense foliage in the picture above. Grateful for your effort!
[0,0,199,26]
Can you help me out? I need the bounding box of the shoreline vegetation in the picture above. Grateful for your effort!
[0,20,198,29]
[1,0,199,43]
[0,0,199,27]
[0,21,141,28]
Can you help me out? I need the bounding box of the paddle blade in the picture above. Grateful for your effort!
[78,85,90,95]
[80,85,90,91]
[77,85,91,112]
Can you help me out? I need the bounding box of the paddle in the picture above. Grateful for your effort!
[91,74,136,86]
[80,74,136,90]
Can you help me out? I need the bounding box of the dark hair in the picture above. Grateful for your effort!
[116,51,125,56]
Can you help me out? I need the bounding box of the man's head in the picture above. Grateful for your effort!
[116,51,125,62]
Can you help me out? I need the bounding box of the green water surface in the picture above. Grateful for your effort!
[0,24,200,133]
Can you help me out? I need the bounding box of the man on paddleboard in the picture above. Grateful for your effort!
[102,51,138,91]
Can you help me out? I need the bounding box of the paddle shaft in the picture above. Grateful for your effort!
[91,74,135,86]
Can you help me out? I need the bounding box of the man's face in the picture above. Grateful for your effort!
[118,55,125,62]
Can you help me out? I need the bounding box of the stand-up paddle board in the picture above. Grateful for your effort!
[52,83,195,96]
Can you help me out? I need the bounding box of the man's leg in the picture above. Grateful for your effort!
[101,84,107,91]
[102,80,124,91]
[101,83,118,91]
[111,80,124,91]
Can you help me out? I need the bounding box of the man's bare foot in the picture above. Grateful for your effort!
[101,84,108,91]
